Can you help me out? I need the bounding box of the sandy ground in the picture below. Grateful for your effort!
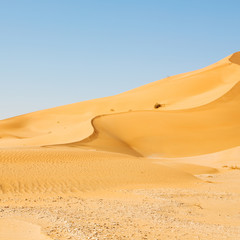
[0,167,240,239]
[0,218,52,240]
[0,147,239,239]
[0,52,240,239]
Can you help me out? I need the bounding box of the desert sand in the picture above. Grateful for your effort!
[0,52,240,239]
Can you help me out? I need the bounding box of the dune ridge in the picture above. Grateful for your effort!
[0,52,239,148]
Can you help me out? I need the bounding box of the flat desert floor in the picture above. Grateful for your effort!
[0,52,240,239]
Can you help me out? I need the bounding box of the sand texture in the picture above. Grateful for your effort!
[0,218,51,240]
[0,52,240,239]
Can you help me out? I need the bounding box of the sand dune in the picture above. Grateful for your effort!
[75,81,240,157]
[0,52,239,149]
[0,52,239,193]
[0,52,240,239]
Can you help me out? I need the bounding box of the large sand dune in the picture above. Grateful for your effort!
[0,52,240,192]
[76,81,240,157]
[0,52,239,148]
[0,52,239,192]
[0,52,240,239]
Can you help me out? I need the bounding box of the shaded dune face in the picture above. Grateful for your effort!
[229,51,240,65]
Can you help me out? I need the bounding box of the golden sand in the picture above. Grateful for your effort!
[0,52,240,239]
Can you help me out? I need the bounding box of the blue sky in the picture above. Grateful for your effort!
[0,0,239,119]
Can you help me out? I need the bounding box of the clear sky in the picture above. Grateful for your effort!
[0,0,239,119]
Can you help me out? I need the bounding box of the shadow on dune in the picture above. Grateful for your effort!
[229,51,240,65]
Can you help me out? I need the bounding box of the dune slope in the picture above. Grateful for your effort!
[74,81,240,157]
[0,147,199,194]
[0,52,239,148]
[0,52,239,194]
